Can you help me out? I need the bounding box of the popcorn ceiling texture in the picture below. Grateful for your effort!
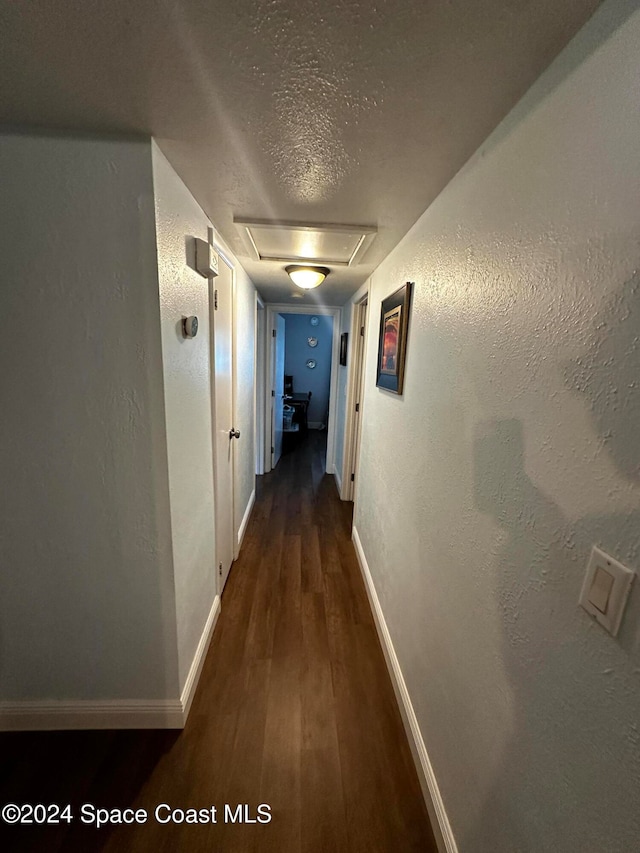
[354,3,640,850]
[0,0,601,303]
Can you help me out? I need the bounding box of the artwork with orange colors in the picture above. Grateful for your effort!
[376,282,413,394]
[380,306,401,374]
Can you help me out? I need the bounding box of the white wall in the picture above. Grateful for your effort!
[354,2,640,850]
[152,143,218,693]
[0,133,179,702]
[152,144,256,688]
[233,262,257,541]
[0,132,257,722]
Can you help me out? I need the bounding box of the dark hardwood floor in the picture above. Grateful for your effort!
[0,433,437,853]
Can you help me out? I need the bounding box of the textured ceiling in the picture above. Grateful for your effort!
[0,0,601,305]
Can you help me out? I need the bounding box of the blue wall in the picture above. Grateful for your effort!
[283,313,333,425]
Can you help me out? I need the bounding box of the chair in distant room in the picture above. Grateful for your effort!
[282,374,311,432]
[293,391,311,432]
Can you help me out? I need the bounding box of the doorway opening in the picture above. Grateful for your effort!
[255,296,266,476]
[209,241,236,596]
[340,294,368,502]
[263,305,340,477]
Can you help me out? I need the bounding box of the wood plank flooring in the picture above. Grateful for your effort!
[0,433,437,853]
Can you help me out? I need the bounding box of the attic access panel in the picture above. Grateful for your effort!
[234,218,376,266]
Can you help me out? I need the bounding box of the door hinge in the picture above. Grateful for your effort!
[360,326,365,336]
[219,563,222,577]
[355,402,360,412]
[271,446,274,453]
[272,329,276,337]
[271,389,275,397]
[214,289,218,310]
[350,473,355,482]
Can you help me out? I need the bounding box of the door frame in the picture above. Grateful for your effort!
[254,295,266,476]
[340,283,370,501]
[271,313,286,469]
[209,239,238,588]
[263,304,341,475]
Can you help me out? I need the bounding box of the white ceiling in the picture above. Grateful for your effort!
[0,0,601,305]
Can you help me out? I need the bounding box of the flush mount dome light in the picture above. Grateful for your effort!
[286,265,330,289]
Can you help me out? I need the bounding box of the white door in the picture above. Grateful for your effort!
[213,254,236,594]
[271,314,285,467]
[255,301,266,475]
[349,299,368,500]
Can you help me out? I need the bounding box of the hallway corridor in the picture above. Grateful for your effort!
[1,434,436,853]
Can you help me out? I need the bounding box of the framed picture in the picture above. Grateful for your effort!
[376,281,413,394]
[339,332,348,366]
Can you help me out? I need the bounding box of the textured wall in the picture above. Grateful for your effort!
[354,2,640,850]
[152,143,218,692]
[0,133,179,700]
[284,313,333,425]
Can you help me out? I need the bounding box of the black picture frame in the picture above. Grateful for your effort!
[376,281,413,394]
[339,332,348,366]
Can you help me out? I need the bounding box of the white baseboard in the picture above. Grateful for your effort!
[237,488,256,550]
[352,526,458,853]
[333,464,342,496]
[180,593,221,721]
[0,699,185,731]
[0,595,222,733]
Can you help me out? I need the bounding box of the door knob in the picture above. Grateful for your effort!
[229,428,241,439]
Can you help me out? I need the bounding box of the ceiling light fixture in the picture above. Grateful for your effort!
[286,265,330,290]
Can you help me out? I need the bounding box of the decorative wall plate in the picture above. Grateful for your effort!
[306,358,317,369]
[310,316,319,326]
[307,336,318,347]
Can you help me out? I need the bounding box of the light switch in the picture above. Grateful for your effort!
[579,546,635,637]
[588,566,614,614]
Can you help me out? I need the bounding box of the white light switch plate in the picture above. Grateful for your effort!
[579,546,635,637]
